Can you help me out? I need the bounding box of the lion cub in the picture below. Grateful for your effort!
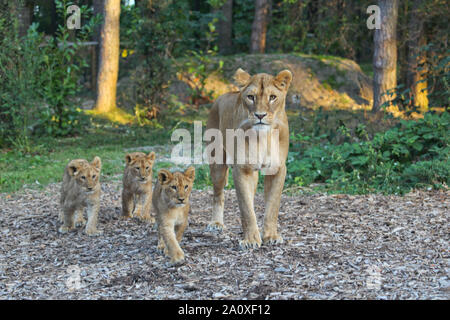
[59,157,102,236]
[122,152,156,222]
[152,167,195,265]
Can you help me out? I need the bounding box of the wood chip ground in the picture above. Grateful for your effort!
[0,182,448,299]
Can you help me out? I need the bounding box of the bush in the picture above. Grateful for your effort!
[0,0,97,149]
[287,112,449,194]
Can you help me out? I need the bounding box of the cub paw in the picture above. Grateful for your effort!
[85,228,103,236]
[169,251,185,266]
[140,215,155,224]
[121,213,132,219]
[157,242,167,255]
[206,221,225,232]
[75,218,86,227]
[58,226,71,234]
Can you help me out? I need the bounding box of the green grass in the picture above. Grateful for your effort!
[0,123,173,193]
[3,107,443,196]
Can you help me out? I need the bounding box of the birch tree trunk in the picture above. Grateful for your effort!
[250,0,271,54]
[95,0,120,113]
[372,0,399,113]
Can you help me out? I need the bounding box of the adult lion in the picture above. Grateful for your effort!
[206,68,292,249]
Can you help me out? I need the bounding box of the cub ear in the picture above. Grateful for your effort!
[147,151,156,162]
[91,156,102,170]
[158,169,173,185]
[234,68,251,88]
[273,69,293,91]
[67,160,82,176]
[184,166,195,181]
[125,153,133,165]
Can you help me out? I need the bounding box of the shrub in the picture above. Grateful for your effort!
[287,112,449,194]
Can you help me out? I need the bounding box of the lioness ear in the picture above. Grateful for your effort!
[67,160,82,176]
[184,166,195,181]
[158,169,172,185]
[273,70,293,91]
[91,156,102,171]
[147,151,156,162]
[234,68,251,88]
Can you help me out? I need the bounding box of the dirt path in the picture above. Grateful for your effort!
[0,182,448,299]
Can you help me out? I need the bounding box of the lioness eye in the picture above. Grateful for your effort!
[135,167,139,170]
[247,95,255,102]
[270,95,277,101]
[81,176,86,180]
[92,175,96,179]
[171,186,177,190]
[146,166,149,170]
[185,185,188,190]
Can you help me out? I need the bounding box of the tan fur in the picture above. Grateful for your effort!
[152,167,195,265]
[122,152,156,223]
[206,69,292,249]
[59,157,102,236]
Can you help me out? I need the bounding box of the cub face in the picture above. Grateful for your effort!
[157,167,195,207]
[67,157,101,192]
[125,152,156,182]
[234,68,292,130]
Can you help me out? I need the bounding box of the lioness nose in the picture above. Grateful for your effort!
[178,198,185,203]
[254,112,267,120]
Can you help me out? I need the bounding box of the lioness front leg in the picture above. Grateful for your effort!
[233,167,261,249]
[262,165,286,244]
[85,202,102,236]
[207,163,228,232]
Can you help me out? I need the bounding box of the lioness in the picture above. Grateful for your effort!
[152,167,195,265]
[122,151,156,222]
[206,68,292,249]
[59,157,102,236]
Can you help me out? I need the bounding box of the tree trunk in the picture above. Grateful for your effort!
[95,0,120,113]
[91,0,104,91]
[250,0,271,54]
[406,0,428,112]
[217,0,233,55]
[16,0,32,37]
[372,0,399,113]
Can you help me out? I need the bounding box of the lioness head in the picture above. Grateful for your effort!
[157,167,195,207]
[67,157,101,192]
[125,152,156,182]
[234,68,292,130]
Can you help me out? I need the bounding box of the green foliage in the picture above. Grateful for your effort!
[287,112,449,194]
[179,20,224,107]
[0,0,97,148]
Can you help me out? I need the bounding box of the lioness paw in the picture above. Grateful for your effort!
[239,230,262,250]
[206,221,225,232]
[263,234,284,245]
